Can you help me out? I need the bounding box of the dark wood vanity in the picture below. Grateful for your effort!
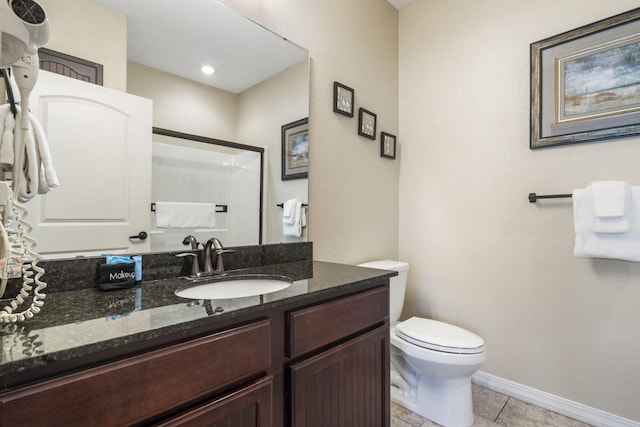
[0,258,392,427]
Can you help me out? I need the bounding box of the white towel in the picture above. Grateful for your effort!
[282,199,298,224]
[155,202,216,228]
[2,105,60,202]
[283,201,305,237]
[587,182,630,233]
[573,186,640,261]
[590,181,626,217]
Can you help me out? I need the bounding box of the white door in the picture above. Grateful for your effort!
[25,70,152,258]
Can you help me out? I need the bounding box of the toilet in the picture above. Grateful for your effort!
[358,260,486,427]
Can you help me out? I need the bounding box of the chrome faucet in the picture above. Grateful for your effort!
[204,237,234,274]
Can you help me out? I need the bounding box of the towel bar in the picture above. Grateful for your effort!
[528,193,572,203]
[277,203,308,208]
[151,203,228,213]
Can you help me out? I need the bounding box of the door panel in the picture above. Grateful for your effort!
[26,71,152,257]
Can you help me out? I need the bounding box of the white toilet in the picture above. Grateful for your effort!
[358,260,486,427]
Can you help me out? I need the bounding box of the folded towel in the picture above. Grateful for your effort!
[283,201,305,237]
[282,199,298,224]
[155,202,216,228]
[590,181,626,217]
[590,215,630,234]
[587,182,630,233]
[574,186,640,261]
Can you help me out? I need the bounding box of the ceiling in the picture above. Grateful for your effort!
[388,0,417,10]
[93,0,308,93]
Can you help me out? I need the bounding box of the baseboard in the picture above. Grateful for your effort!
[472,371,640,427]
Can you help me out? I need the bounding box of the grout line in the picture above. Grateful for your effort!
[494,396,510,422]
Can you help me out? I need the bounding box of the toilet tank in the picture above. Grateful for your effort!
[357,260,409,323]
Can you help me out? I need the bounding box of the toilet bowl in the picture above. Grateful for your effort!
[358,260,486,427]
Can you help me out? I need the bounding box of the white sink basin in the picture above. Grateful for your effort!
[175,276,292,299]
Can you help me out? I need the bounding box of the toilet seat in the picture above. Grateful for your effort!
[395,317,485,354]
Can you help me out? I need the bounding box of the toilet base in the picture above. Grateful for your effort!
[391,373,475,427]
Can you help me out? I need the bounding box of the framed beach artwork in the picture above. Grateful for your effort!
[281,118,309,180]
[530,8,640,148]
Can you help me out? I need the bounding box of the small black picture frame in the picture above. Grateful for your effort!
[358,108,377,140]
[333,81,354,117]
[380,132,396,159]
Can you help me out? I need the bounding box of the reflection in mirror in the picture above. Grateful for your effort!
[26,0,310,258]
[151,128,263,251]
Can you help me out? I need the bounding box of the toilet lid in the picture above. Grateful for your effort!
[395,317,485,354]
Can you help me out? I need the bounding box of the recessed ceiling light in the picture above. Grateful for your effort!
[201,65,215,75]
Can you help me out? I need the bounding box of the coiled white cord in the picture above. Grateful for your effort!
[0,192,46,323]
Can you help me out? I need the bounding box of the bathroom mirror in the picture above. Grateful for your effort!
[151,128,264,251]
[28,0,309,258]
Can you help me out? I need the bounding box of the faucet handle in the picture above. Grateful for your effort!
[176,252,199,276]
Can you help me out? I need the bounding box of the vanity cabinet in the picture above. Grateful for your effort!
[287,287,390,427]
[0,280,390,427]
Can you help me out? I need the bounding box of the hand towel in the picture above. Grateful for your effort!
[282,199,298,224]
[587,182,630,233]
[31,113,59,193]
[155,202,216,228]
[8,106,60,202]
[590,181,626,217]
[573,186,640,261]
[283,201,303,237]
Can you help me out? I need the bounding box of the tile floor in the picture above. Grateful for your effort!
[391,384,594,427]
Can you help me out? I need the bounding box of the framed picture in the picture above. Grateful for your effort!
[531,8,640,149]
[380,132,396,159]
[358,108,377,140]
[333,81,354,117]
[281,118,309,180]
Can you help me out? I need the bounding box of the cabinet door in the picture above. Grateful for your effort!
[158,376,272,427]
[290,325,390,427]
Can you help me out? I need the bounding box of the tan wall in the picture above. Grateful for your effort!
[127,62,238,142]
[236,61,310,243]
[399,0,640,421]
[38,0,127,91]
[219,0,400,264]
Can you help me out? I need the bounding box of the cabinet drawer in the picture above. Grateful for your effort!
[288,286,388,358]
[158,376,273,427]
[0,319,271,427]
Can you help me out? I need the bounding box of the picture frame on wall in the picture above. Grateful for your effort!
[358,108,377,140]
[333,81,354,117]
[380,132,396,159]
[531,7,640,149]
[281,118,309,180]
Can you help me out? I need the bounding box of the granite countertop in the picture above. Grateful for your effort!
[0,260,395,379]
